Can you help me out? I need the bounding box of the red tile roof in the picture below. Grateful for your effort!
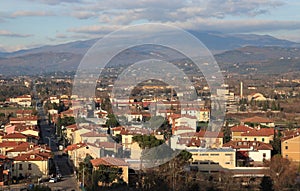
[2,132,27,139]
[65,124,78,130]
[231,125,253,132]
[241,128,274,137]
[87,142,122,149]
[0,141,21,148]
[10,116,38,122]
[281,129,300,142]
[223,140,273,150]
[241,116,273,123]
[64,142,87,151]
[14,153,49,161]
[176,130,224,138]
[173,126,195,131]
[80,132,108,138]
[91,157,129,167]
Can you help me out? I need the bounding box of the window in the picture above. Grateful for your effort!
[254,138,257,141]
[285,146,288,150]
[225,162,231,164]
[28,164,32,170]
[200,154,209,156]
[286,155,288,159]
[225,154,232,156]
[210,154,219,156]
[262,138,265,142]
[19,164,23,170]
[263,153,266,158]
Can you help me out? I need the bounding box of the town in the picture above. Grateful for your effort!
[0,70,299,191]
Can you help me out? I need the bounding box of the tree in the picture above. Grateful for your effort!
[78,154,94,188]
[132,135,164,149]
[92,165,124,188]
[106,114,120,127]
[260,176,274,191]
[265,155,299,191]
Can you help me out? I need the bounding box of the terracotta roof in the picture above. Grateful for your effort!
[173,126,195,131]
[65,124,77,130]
[91,157,129,167]
[0,141,21,148]
[0,155,7,160]
[241,116,273,123]
[241,128,274,137]
[14,153,48,161]
[281,129,300,142]
[231,125,253,132]
[64,142,87,151]
[196,130,224,138]
[176,130,223,138]
[87,142,122,149]
[223,140,273,150]
[10,116,38,121]
[16,110,33,114]
[2,132,27,139]
[81,132,108,138]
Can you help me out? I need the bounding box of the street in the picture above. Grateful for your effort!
[36,101,80,191]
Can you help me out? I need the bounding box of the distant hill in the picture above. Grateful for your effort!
[215,46,300,74]
[0,31,300,76]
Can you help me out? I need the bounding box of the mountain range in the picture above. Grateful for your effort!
[0,31,300,76]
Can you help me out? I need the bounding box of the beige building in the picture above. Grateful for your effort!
[65,142,92,167]
[231,125,274,143]
[281,130,300,163]
[12,153,49,178]
[188,148,236,171]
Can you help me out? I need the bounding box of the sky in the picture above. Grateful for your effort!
[1,0,300,52]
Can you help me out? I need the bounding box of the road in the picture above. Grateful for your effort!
[33,85,80,191]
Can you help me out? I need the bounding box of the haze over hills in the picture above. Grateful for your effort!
[0,31,300,76]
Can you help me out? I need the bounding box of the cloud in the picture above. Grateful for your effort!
[68,25,121,34]
[10,10,55,18]
[0,30,32,38]
[71,11,97,19]
[28,0,83,5]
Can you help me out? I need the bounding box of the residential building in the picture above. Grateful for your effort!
[188,148,236,171]
[90,157,129,184]
[224,140,273,166]
[12,153,50,178]
[281,130,300,163]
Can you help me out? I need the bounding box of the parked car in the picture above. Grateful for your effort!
[49,177,57,183]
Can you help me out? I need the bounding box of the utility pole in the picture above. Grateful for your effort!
[82,166,85,188]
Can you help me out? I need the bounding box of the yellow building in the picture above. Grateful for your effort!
[1,133,27,142]
[65,142,92,167]
[231,125,274,143]
[281,130,300,163]
[12,153,50,178]
[188,148,236,171]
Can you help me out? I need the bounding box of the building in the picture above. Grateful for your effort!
[224,140,273,166]
[241,116,275,128]
[64,142,91,167]
[12,153,50,179]
[1,132,27,142]
[0,155,13,186]
[188,148,236,171]
[90,157,129,184]
[170,130,224,150]
[231,125,274,143]
[281,130,300,163]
